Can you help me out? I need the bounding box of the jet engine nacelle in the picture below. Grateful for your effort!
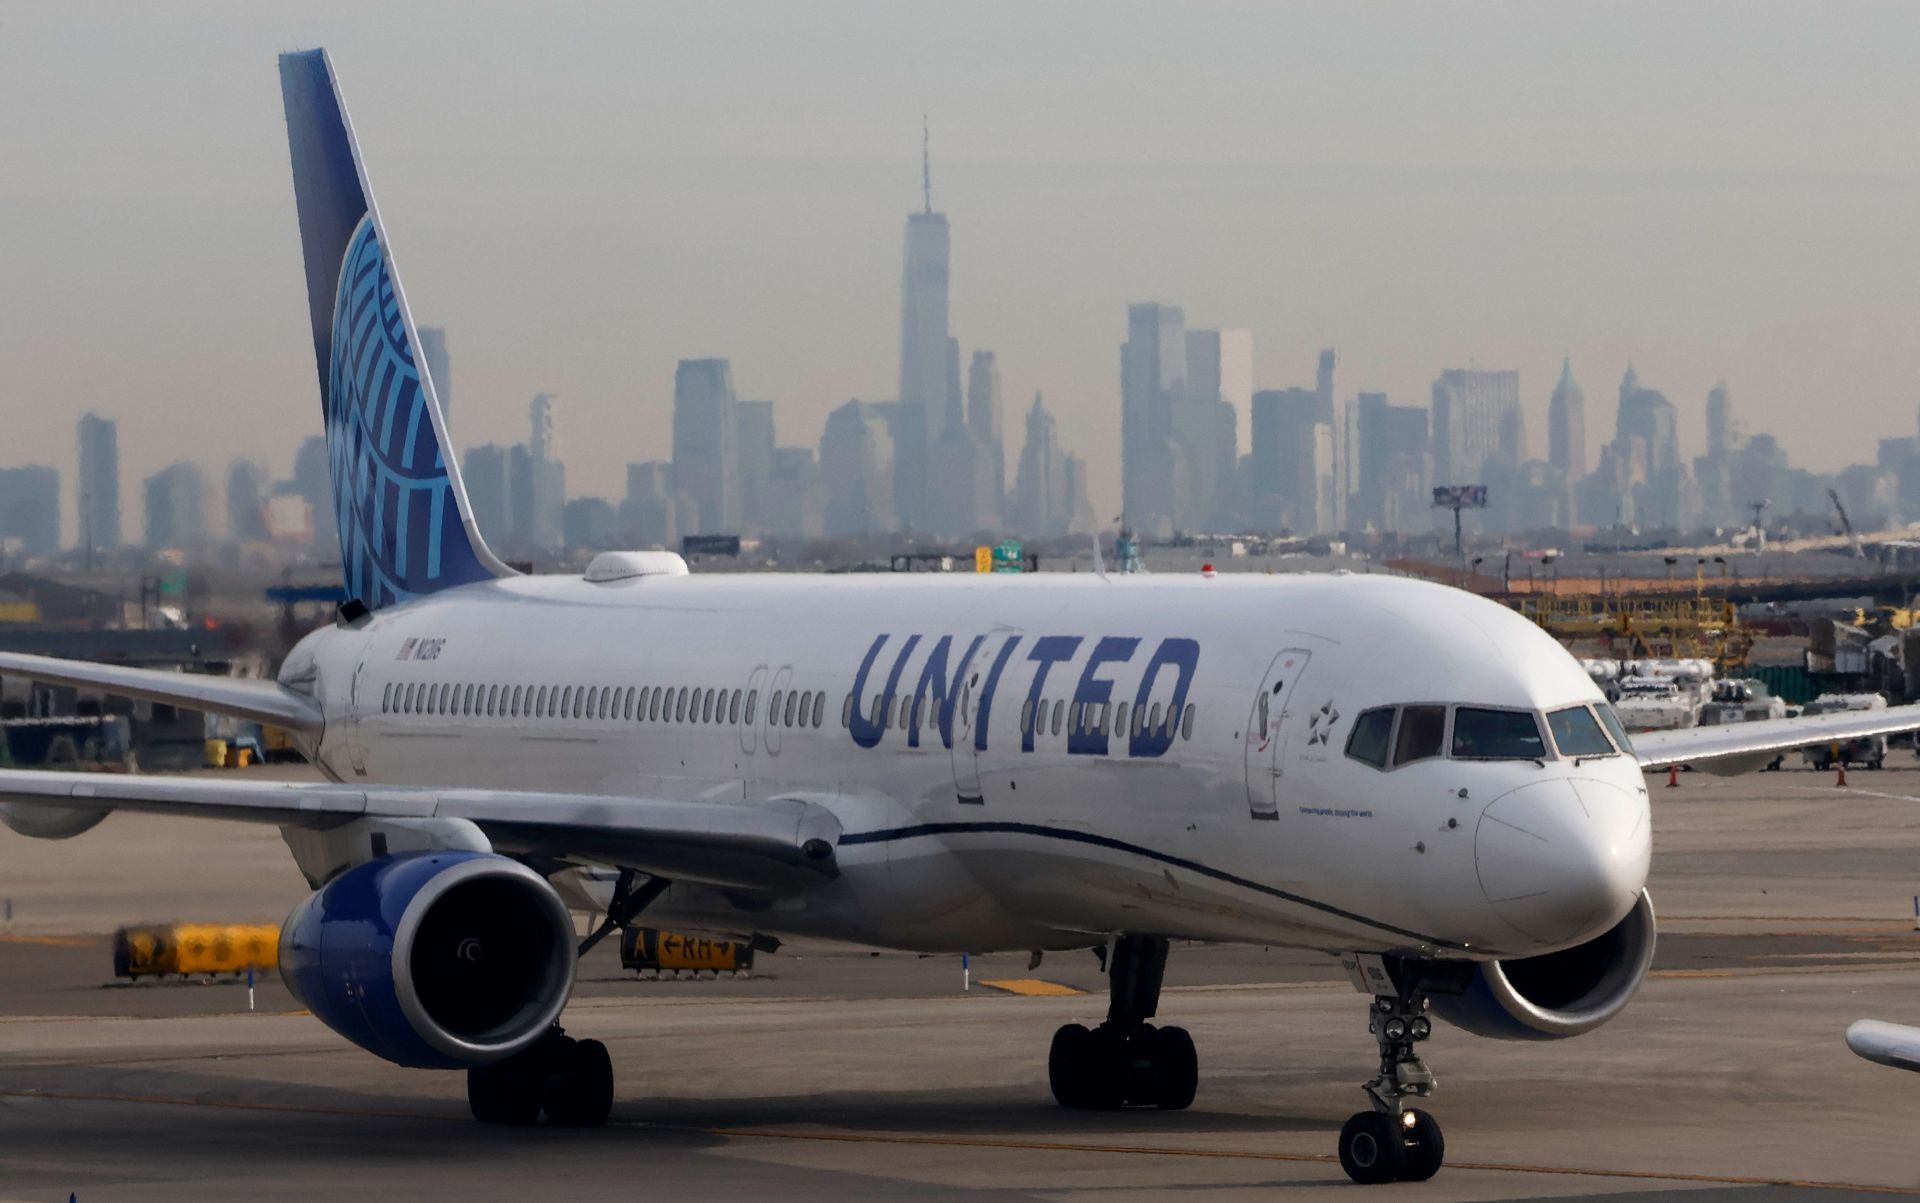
[0,801,109,840]
[280,850,576,1069]
[1429,891,1656,1041]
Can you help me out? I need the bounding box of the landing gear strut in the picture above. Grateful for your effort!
[1048,935,1197,1110]
[468,1026,614,1126]
[1337,972,1445,1183]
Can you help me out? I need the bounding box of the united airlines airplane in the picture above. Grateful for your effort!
[6,49,1919,1184]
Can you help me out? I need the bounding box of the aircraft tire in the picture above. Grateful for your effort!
[1338,1111,1406,1184]
[1150,1026,1197,1110]
[1048,1023,1094,1108]
[468,1053,542,1125]
[1398,1109,1445,1181]
[544,1038,614,1127]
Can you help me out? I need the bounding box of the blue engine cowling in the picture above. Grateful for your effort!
[280,850,576,1069]
[1429,890,1656,1041]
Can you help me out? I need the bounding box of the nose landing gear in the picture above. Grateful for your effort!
[1047,935,1198,1110]
[1337,980,1445,1183]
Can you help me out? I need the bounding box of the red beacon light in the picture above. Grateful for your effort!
[1201,563,1217,578]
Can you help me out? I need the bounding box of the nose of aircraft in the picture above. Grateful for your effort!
[1474,777,1650,948]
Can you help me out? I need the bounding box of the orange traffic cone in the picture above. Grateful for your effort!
[1836,763,1848,787]
[1666,764,1679,788]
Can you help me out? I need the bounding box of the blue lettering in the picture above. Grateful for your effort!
[1021,636,1084,753]
[975,636,1023,752]
[1129,637,1199,758]
[846,635,892,749]
[908,634,985,750]
[1067,636,1139,756]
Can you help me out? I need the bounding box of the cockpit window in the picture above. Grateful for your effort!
[1547,705,1615,758]
[1451,707,1547,760]
[1345,707,1395,768]
[1393,705,1447,766]
[1594,702,1634,756]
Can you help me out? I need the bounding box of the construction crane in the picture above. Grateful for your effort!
[1827,488,1864,558]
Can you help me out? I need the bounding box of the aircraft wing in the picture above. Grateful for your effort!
[0,770,841,895]
[1628,703,1920,770]
[0,651,324,735]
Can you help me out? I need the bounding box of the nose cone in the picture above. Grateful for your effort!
[1475,778,1650,947]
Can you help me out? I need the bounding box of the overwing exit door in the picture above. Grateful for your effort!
[1243,648,1312,820]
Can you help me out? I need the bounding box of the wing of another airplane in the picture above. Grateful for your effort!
[1628,703,1920,770]
[0,651,325,735]
[0,769,841,894]
[1848,1020,1920,1072]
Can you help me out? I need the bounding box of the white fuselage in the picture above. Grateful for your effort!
[282,571,1651,963]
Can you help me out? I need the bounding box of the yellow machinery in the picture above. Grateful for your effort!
[1518,593,1754,672]
[114,923,280,979]
[618,927,753,976]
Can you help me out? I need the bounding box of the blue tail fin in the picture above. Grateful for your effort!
[279,49,509,610]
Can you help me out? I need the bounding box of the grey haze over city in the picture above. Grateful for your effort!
[4,1,1920,551]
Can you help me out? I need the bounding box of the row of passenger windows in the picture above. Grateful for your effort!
[379,680,830,730]
[1342,701,1630,770]
[831,689,1196,744]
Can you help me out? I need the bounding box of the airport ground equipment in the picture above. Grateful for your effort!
[114,923,280,979]
[618,927,754,977]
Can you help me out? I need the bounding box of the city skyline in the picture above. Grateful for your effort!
[4,4,1920,545]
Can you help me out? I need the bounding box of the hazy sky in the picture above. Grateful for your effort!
[4,2,1920,541]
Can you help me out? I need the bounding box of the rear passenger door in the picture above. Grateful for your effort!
[1244,649,1312,821]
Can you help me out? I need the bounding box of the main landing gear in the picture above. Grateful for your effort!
[1048,935,1197,1110]
[468,1026,613,1126]
[1336,973,1445,1183]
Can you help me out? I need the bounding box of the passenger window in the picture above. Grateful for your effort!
[1020,698,1034,734]
[647,688,661,721]
[745,689,758,725]
[622,687,635,721]
[811,692,825,728]
[1393,705,1446,765]
[536,685,549,717]
[1052,698,1065,737]
[1098,702,1111,736]
[463,684,476,715]
[869,696,884,727]
[1181,703,1195,740]
[770,690,784,726]
[1345,707,1395,769]
[1452,707,1548,761]
[673,688,688,722]
[728,690,741,725]
[1257,692,1270,738]
[786,691,800,728]
[487,685,499,717]
[695,690,709,724]
[401,683,413,713]
[1115,702,1129,737]
[382,683,393,713]
[1548,705,1615,758]
[1149,702,1162,735]
[842,694,854,728]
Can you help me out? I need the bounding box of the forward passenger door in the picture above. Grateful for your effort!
[1244,648,1312,821]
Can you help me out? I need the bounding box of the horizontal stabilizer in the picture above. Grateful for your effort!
[0,651,324,735]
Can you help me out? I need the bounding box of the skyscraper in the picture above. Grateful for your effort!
[76,413,120,554]
[143,462,208,551]
[1249,388,1328,533]
[1315,349,1348,533]
[417,326,451,423]
[820,400,897,536]
[1705,380,1733,461]
[1121,303,1186,536]
[1013,392,1067,535]
[0,466,60,558]
[897,131,950,533]
[967,350,1005,521]
[291,434,336,553]
[670,359,741,534]
[461,444,511,546]
[226,459,270,542]
[1548,358,1586,481]
[1431,368,1521,488]
[527,394,566,552]
[735,400,776,534]
[1183,329,1251,530]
